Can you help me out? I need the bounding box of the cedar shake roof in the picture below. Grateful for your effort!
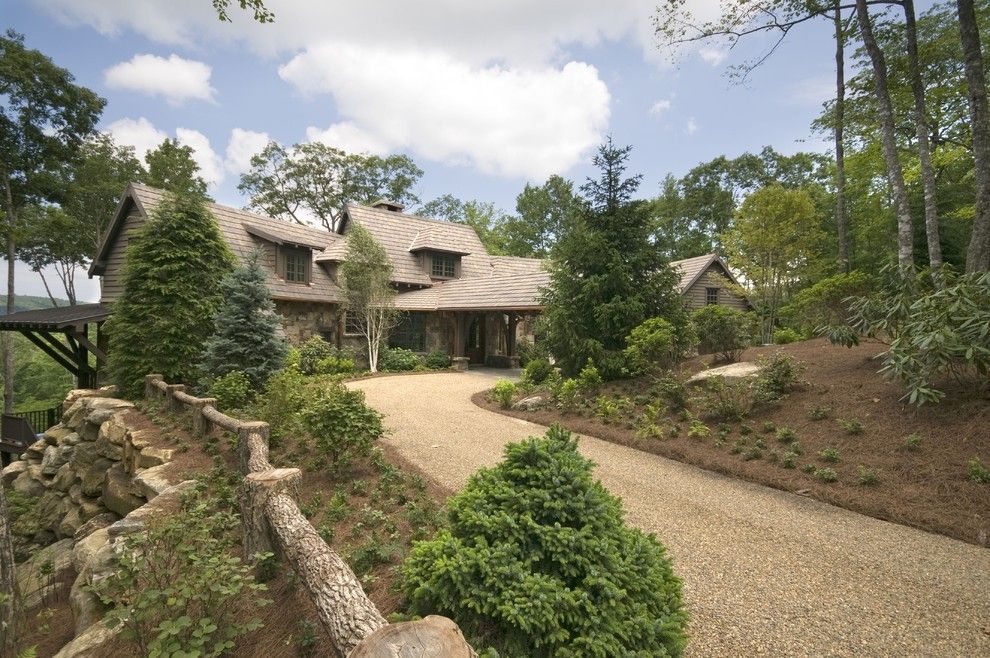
[90,183,346,304]
[395,271,550,311]
[670,254,742,293]
[408,226,472,255]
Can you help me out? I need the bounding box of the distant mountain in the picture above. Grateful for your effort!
[0,295,71,315]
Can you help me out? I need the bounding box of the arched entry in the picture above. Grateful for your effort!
[465,315,486,364]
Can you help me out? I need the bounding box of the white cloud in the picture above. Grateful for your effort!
[280,44,610,179]
[788,76,835,106]
[649,99,672,116]
[225,128,270,174]
[104,117,168,160]
[104,53,216,105]
[305,122,390,156]
[176,128,224,186]
[698,47,727,66]
[686,117,699,135]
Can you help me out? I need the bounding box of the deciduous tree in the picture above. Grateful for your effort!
[144,138,210,198]
[340,224,398,373]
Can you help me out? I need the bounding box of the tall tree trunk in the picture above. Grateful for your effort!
[855,0,915,271]
[903,0,943,275]
[2,177,16,414]
[834,3,851,273]
[957,0,990,272]
[0,487,18,648]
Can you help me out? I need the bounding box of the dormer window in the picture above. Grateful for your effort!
[431,252,457,278]
[281,247,311,284]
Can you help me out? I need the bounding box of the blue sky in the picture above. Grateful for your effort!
[6,0,851,301]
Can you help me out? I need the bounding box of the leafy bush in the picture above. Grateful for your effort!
[818,447,841,463]
[575,359,603,392]
[623,317,696,374]
[903,434,922,450]
[522,358,554,385]
[594,396,620,423]
[807,405,831,421]
[91,495,269,657]
[297,336,335,375]
[857,466,879,486]
[248,366,308,444]
[424,350,451,370]
[379,347,423,372]
[754,352,804,401]
[772,328,801,345]
[968,457,990,484]
[780,270,872,334]
[691,305,752,363]
[555,379,579,412]
[652,375,687,412]
[299,381,384,472]
[814,467,838,483]
[492,380,516,409]
[314,351,356,376]
[207,370,252,412]
[696,376,753,421]
[401,425,687,656]
[516,338,548,368]
[839,418,863,435]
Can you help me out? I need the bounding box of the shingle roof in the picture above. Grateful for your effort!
[0,303,111,330]
[100,184,346,303]
[670,254,723,293]
[395,271,550,311]
[408,225,472,255]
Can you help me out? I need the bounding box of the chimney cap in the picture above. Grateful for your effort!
[371,199,404,212]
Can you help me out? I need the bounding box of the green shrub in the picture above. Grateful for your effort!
[772,328,801,345]
[814,467,838,483]
[651,376,687,412]
[807,405,831,421]
[968,457,990,484]
[400,425,687,656]
[523,358,554,385]
[299,381,384,473]
[687,418,710,440]
[623,317,695,374]
[691,305,752,363]
[297,335,336,375]
[516,338,548,368]
[576,359,603,392]
[208,370,252,412]
[743,445,762,460]
[857,466,880,486]
[781,452,798,469]
[424,350,451,370]
[818,448,841,463]
[775,427,796,443]
[314,347,357,376]
[492,380,516,409]
[379,347,423,372]
[780,270,872,334]
[839,418,863,435]
[248,366,308,443]
[754,351,804,401]
[556,379,579,412]
[696,376,753,421]
[91,496,269,657]
[903,434,922,451]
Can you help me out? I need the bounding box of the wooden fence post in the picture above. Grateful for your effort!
[241,468,300,562]
[164,384,185,414]
[144,374,163,400]
[191,398,217,437]
[237,422,272,475]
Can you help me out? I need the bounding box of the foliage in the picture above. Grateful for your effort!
[575,360,603,392]
[144,138,210,198]
[401,425,687,657]
[541,138,688,376]
[691,305,752,362]
[341,224,400,372]
[839,418,864,435]
[753,352,804,401]
[239,141,422,232]
[492,380,516,409]
[903,434,922,450]
[857,466,880,486]
[299,381,384,473]
[91,496,269,657]
[651,375,688,412]
[0,334,74,411]
[555,379,579,412]
[379,347,423,372]
[314,352,356,376]
[424,350,451,370]
[419,194,514,255]
[200,253,288,388]
[522,358,553,385]
[298,336,335,375]
[818,448,841,463]
[880,271,990,404]
[505,175,584,257]
[772,328,801,345]
[105,192,234,397]
[807,405,831,421]
[248,365,308,443]
[814,467,839,483]
[624,317,696,374]
[780,270,873,334]
[723,185,824,342]
[207,370,252,412]
[695,376,753,421]
[515,338,548,367]
[968,458,990,484]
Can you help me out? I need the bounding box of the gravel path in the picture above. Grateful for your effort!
[351,370,990,657]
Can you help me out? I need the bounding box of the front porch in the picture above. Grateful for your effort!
[401,310,538,368]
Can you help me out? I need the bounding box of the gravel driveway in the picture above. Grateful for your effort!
[351,370,990,657]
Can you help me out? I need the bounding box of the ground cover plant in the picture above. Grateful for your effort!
[476,338,990,546]
[400,424,687,656]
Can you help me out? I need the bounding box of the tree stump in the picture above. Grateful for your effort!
[348,616,477,657]
[241,468,300,563]
[190,397,217,437]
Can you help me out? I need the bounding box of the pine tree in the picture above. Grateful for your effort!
[200,253,288,387]
[105,193,234,397]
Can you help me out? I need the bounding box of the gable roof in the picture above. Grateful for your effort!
[395,271,549,312]
[669,254,742,294]
[90,183,345,303]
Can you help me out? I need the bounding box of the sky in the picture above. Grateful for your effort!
[5,0,850,302]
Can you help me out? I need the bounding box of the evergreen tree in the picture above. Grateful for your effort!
[105,193,234,397]
[541,140,687,377]
[200,253,288,387]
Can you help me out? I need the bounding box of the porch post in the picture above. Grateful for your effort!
[507,313,519,356]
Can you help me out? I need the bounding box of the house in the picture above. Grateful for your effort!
[669,254,750,311]
[89,183,547,367]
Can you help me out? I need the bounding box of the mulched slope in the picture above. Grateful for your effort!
[476,338,990,546]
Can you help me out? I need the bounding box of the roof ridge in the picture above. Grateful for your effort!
[347,202,482,231]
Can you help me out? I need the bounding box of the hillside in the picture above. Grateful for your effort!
[0,294,70,314]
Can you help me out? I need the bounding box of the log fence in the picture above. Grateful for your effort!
[142,374,473,657]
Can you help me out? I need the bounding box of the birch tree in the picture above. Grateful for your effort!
[340,225,398,373]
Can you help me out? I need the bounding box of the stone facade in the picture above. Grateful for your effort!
[275,300,340,344]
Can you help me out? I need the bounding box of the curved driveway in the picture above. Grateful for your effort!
[351,370,990,657]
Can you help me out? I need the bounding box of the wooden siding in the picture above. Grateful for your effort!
[683,268,749,311]
[99,207,147,303]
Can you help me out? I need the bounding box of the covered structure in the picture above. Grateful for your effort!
[0,303,111,388]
